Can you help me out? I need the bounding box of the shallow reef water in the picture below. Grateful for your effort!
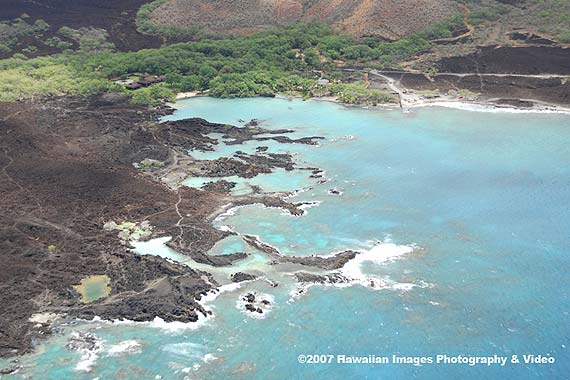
[3,97,569,379]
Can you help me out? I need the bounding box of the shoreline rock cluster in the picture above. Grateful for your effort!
[240,292,272,315]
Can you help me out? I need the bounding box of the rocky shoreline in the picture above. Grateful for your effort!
[2,70,566,361]
[0,92,335,359]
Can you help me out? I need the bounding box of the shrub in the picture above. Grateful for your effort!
[44,36,74,50]
[58,26,115,53]
[131,83,176,105]
[559,31,570,43]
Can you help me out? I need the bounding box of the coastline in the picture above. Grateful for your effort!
[3,89,570,377]
[241,91,570,115]
[175,91,202,100]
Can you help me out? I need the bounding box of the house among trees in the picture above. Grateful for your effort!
[125,74,165,90]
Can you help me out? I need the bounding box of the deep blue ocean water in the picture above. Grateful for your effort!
[2,98,569,379]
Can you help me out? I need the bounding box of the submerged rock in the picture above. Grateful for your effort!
[244,118,260,127]
[66,332,101,353]
[0,366,20,375]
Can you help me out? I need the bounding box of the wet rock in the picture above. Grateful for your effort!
[245,303,257,313]
[233,197,304,217]
[242,235,282,258]
[230,272,258,283]
[233,151,296,172]
[294,272,351,285]
[281,250,358,270]
[0,366,20,375]
[66,332,101,352]
[201,180,236,193]
[244,119,260,127]
[167,233,249,267]
[242,236,357,270]
[304,167,324,178]
[198,157,270,178]
[241,291,272,315]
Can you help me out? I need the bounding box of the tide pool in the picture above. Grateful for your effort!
[3,97,569,379]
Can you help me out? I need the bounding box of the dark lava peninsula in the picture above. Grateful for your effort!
[0,93,331,358]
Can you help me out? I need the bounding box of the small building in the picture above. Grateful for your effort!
[123,74,165,90]
[126,82,143,90]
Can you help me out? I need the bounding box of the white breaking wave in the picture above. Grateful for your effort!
[212,203,240,225]
[161,342,205,359]
[288,242,433,301]
[236,292,275,319]
[426,101,570,114]
[200,282,243,304]
[203,353,218,363]
[110,315,211,334]
[68,332,103,373]
[329,135,356,142]
[295,200,321,215]
[107,340,142,356]
[340,242,413,282]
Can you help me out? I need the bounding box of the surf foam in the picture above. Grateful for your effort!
[107,340,142,356]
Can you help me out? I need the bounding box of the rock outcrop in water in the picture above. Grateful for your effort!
[294,272,351,285]
[240,292,272,316]
[241,234,359,270]
[281,250,359,270]
[230,272,258,283]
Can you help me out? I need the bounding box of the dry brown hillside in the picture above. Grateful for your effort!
[149,0,460,39]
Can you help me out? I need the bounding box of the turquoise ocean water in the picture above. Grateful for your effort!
[2,97,569,379]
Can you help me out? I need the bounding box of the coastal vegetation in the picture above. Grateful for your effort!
[0,20,463,105]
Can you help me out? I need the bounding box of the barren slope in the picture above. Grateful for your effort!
[149,0,459,39]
